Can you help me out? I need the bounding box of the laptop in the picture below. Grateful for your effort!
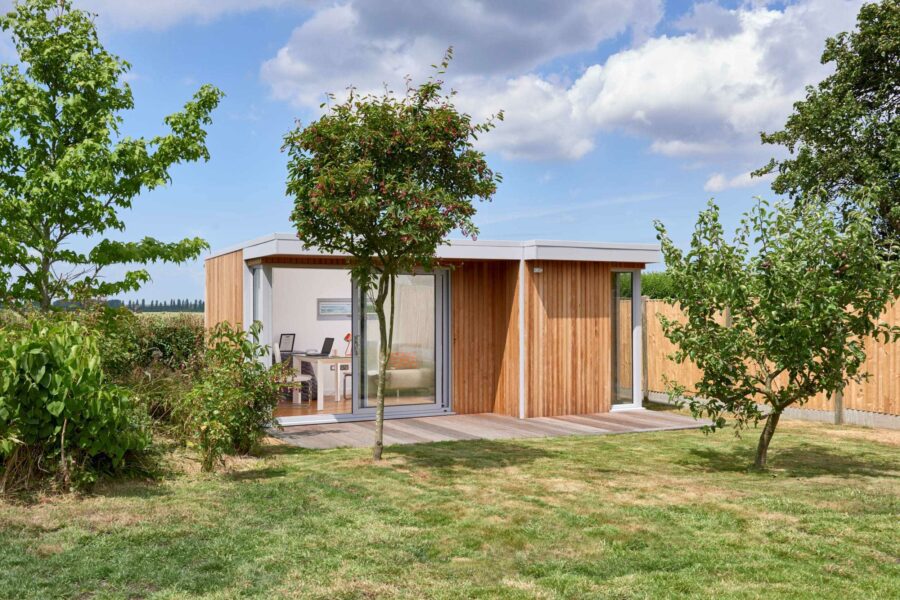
[300,337,334,357]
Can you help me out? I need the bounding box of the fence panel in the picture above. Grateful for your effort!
[644,300,898,416]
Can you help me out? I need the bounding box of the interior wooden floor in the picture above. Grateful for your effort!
[276,396,352,417]
[275,394,437,418]
[273,409,709,449]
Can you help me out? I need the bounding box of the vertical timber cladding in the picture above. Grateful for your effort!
[524,260,645,418]
[450,260,520,416]
[204,250,244,328]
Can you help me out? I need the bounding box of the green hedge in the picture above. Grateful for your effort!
[641,271,678,300]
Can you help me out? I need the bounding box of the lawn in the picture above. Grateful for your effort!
[0,415,897,599]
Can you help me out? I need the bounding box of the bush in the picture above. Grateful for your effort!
[80,308,204,378]
[119,362,194,426]
[0,320,151,493]
[179,322,281,471]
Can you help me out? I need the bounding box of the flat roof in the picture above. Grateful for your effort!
[207,233,661,264]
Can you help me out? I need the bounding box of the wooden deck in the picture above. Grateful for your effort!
[273,409,706,450]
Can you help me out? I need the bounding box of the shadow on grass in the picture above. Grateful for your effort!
[92,477,173,499]
[258,442,323,458]
[225,465,293,481]
[685,443,899,478]
[389,439,556,471]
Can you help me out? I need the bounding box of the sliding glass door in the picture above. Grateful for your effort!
[353,271,449,417]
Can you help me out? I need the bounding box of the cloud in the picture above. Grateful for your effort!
[675,1,743,38]
[704,170,773,192]
[261,0,862,170]
[569,0,861,161]
[460,75,595,161]
[261,0,663,106]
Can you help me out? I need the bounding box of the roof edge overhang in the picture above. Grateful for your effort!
[207,233,661,264]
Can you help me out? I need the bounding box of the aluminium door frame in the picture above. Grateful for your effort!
[351,269,451,420]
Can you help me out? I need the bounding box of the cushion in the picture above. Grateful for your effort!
[387,351,419,370]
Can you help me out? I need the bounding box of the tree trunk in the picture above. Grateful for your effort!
[754,410,781,469]
[372,273,396,461]
[373,325,388,460]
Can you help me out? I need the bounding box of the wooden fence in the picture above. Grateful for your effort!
[643,299,900,417]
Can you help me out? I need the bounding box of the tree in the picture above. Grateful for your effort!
[284,51,501,460]
[755,0,899,241]
[0,0,223,310]
[655,200,899,468]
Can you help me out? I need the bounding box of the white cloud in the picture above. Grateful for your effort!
[261,0,862,169]
[261,0,663,106]
[675,1,742,38]
[459,75,595,161]
[570,0,861,161]
[704,170,772,192]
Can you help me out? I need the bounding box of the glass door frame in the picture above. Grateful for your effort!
[351,269,452,419]
[611,268,643,411]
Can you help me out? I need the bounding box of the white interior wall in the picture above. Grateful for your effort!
[271,267,353,395]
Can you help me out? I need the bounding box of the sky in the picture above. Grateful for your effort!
[3,0,867,300]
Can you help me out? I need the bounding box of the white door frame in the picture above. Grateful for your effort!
[610,268,644,412]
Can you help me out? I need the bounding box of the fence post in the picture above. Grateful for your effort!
[642,296,649,402]
[833,388,844,425]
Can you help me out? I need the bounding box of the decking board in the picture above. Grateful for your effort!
[274,410,706,449]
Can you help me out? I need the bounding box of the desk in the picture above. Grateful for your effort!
[291,354,352,412]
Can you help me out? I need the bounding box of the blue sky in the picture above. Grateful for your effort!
[4,0,865,300]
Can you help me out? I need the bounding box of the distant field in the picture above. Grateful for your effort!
[135,311,203,320]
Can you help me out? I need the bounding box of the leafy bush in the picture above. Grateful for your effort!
[80,308,204,378]
[118,362,194,426]
[0,320,150,493]
[179,322,281,471]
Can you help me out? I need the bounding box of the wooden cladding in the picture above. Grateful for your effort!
[524,260,613,417]
[451,260,646,417]
[204,251,244,328]
[450,261,520,416]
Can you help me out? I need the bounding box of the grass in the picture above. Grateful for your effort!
[0,416,897,599]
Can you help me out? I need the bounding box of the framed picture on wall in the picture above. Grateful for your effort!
[317,298,352,320]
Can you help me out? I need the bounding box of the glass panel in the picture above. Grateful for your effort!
[272,267,354,419]
[361,274,437,408]
[612,272,633,405]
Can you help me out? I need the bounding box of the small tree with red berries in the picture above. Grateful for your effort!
[283,50,502,460]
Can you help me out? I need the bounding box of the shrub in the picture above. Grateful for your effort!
[180,322,281,471]
[119,362,194,426]
[0,320,151,493]
[80,308,204,378]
